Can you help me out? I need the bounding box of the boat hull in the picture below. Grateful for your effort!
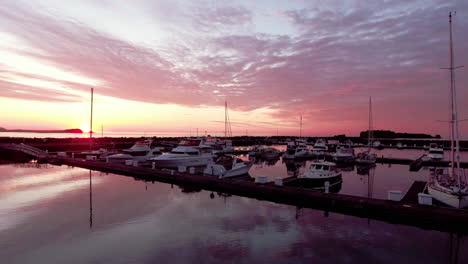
[204,163,252,178]
[153,156,213,168]
[428,183,468,208]
[297,174,342,188]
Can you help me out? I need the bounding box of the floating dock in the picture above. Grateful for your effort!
[401,181,427,203]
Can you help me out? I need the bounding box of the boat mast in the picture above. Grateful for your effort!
[224,101,232,139]
[225,101,227,139]
[368,97,373,151]
[299,114,302,138]
[446,12,463,188]
[89,87,93,150]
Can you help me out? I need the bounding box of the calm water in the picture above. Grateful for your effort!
[1,159,467,264]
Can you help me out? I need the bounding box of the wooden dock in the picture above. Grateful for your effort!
[401,181,427,203]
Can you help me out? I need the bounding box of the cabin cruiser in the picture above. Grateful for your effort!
[122,140,153,155]
[201,136,233,155]
[107,147,163,164]
[283,139,309,159]
[150,139,213,168]
[260,147,281,159]
[298,161,342,187]
[310,138,328,155]
[333,143,355,162]
[248,145,265,157]
[204,155,252,178]
[427,143,444,160]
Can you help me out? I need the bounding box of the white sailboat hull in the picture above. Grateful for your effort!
[204,163,252,178]
[428,183,468,208]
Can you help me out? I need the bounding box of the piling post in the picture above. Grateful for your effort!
[325,181,330,193]
[152,162,155,169]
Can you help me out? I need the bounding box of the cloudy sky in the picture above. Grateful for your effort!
[0,0,467,136]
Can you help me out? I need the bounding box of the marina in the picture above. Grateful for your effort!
[2,141,468,234]
[1,2,468,263]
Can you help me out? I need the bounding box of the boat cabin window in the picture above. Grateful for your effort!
[171,151,185,154]
[187,151,199,155]
[429,150,444,154]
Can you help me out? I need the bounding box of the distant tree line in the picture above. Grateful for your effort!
[360,130,441,139]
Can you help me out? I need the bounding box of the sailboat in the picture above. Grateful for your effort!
[219,101,234,154]
[284,114,310,159]
[356,97,377,164]
[427,12,468,208]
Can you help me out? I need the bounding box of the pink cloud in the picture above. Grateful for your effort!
[0,1,467,135]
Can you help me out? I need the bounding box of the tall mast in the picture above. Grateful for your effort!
[299,114,302,138]
[225,101,227,139]
[368,97,373,150]
[89,88,93,150]
[447,12,462,188]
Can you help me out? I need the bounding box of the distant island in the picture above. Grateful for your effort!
[0,127,83,133]
[360,130,441,139]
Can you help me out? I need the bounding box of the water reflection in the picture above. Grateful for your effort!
[283,159,306,177]
[89,170,93,229]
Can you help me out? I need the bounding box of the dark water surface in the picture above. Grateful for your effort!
[1,159,467,263]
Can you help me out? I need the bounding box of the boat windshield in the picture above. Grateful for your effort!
[429,150,444,154]
[170,151,185,154]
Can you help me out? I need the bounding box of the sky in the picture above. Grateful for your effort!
[0,0,467,137]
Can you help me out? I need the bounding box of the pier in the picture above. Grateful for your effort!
[3,143,468,234]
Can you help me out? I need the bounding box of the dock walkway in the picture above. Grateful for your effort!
[401,181,427,204]
[44,156,468,234]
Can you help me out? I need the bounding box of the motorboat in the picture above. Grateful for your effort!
[298,161,342,187]
[74,148,114,159]
[248,145,265,157]
[427,143,444,160]
[428,13,468,208]
[333,143,355,162]
[150,139,213,168]
[107,147,162,164]
[310,138,328,155]
[283,139,309,159]
[122,140,153,156]
[260,147,281,159]
[204,155,252,178]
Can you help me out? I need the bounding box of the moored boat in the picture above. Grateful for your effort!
[204,155,252,178]
[150,138,213,168]
[297,161,342,187]
[427,12,468,208]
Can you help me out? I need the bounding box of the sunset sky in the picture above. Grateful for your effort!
[1,0,467,136]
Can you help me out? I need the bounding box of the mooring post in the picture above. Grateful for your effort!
[152,162,155,169]
[325,181,330,193]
